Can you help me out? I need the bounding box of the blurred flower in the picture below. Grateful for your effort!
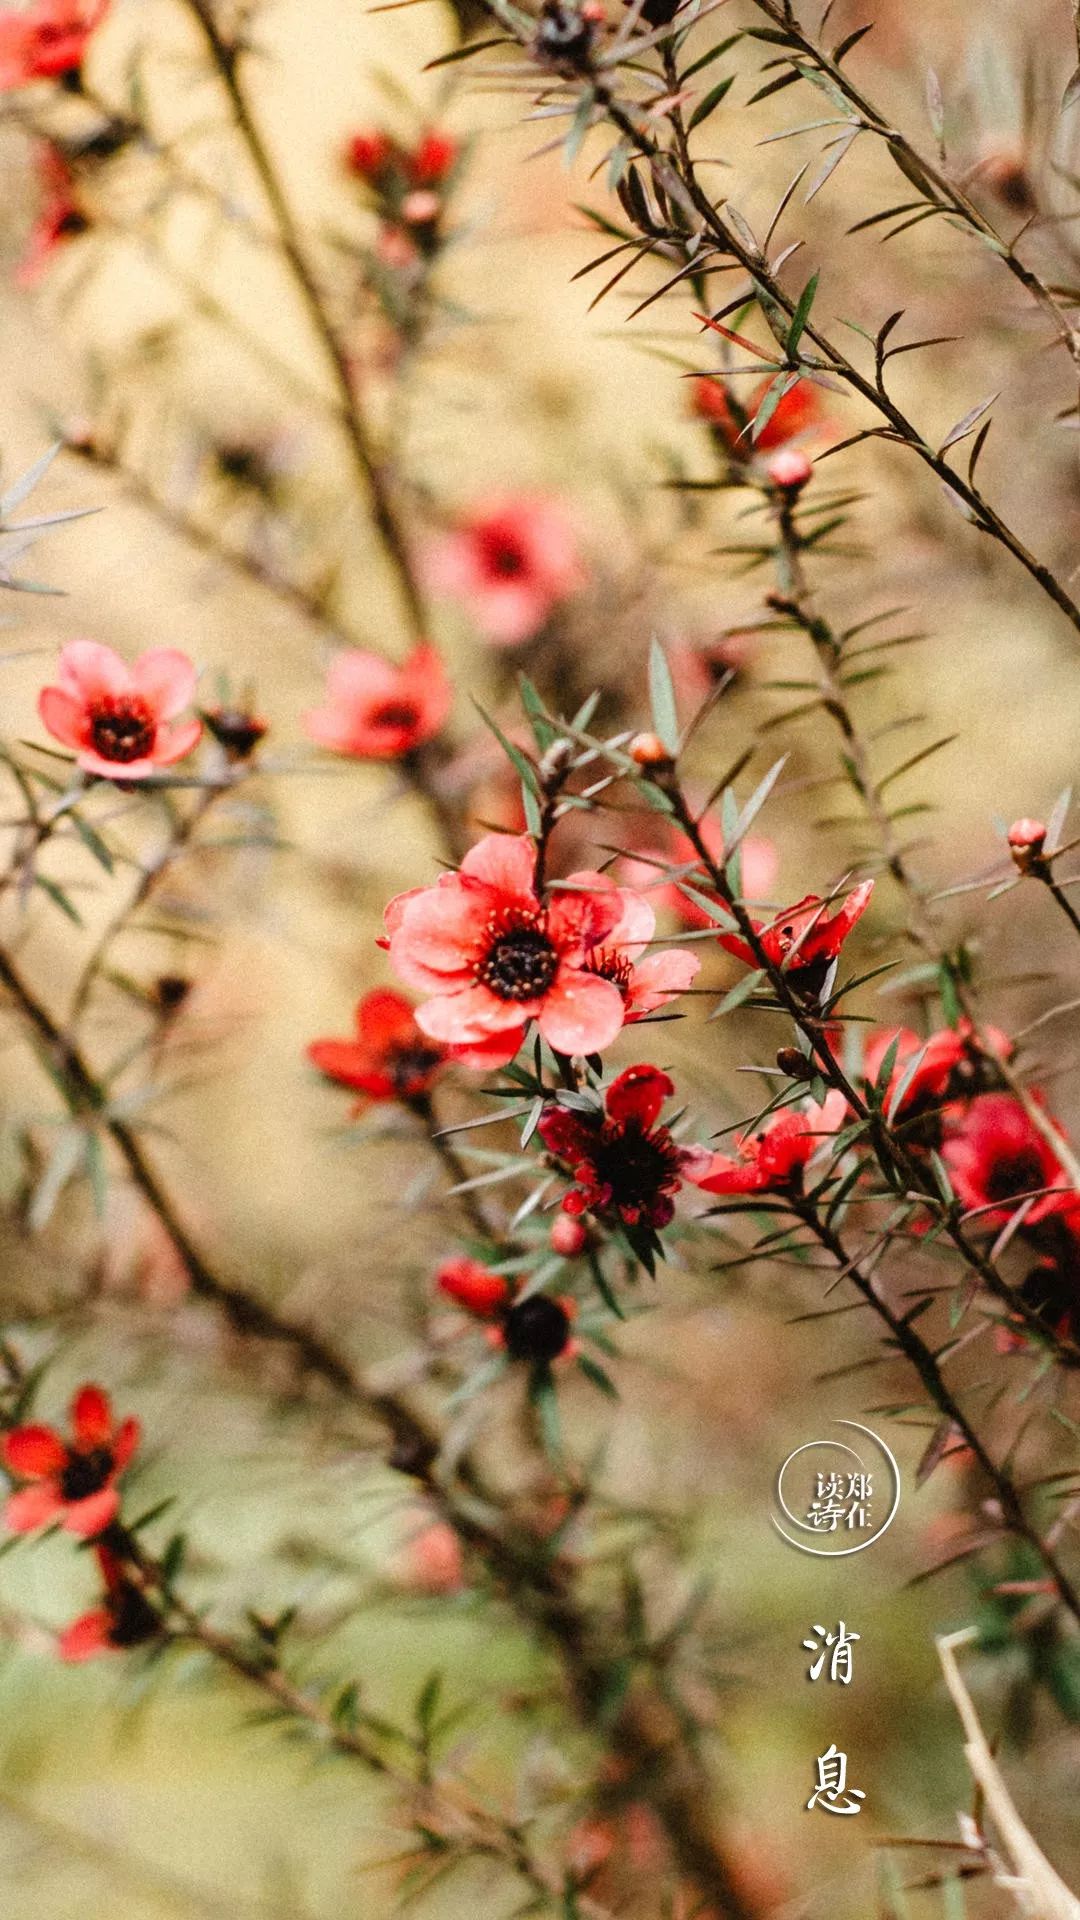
[426,495,584,645]
[3,1383,140,1539]
[501,1292,577,1363]
[539,1064,711,1230]
[38,640,201,779]
[0,0,108,89]
[17,143,89,286]
[407,130,459,185]
[862,1020,1012,1119]
[201,702,268,760]
[718,881,874,995]
[58,1545,159,1661]
[303,643,451,760]
[765,446,812,492]
[996,1254,1080,1355]
[941,1092,1073,1229]
[344,128,395,183]
[621,816,777,930]
[395,1519,466,1593]
[308,989,447,1106]
[691,373,828,455]
[436,1255,511,1316]
[688,1092,846,1196]
[534,0,604,68]
[550,1212,588,1256]
[383,832,632,1065]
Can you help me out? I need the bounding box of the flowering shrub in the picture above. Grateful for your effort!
[0,2,1079,1916]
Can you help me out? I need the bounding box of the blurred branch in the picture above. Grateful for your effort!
[938,1630,1080,1917]
[176,0,428,644]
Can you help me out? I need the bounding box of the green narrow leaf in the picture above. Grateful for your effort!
[648,637,679,754]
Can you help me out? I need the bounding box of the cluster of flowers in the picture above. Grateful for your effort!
[344,124,459,274]
[1,1384,155,1660]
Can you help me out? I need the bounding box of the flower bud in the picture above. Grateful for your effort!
[202,706,268,760]
[345,130,393,182]
[765,447,813,492]
[776,1046,814,1082]
[401,188,442,228]
[1007,818,1048,872]
[628,731,675,770]
[550,1213,587,1257]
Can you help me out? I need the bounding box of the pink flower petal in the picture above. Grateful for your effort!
[537,969,625,1057]
[151,716,202,766]
[626,948,699,1016]
[459,832,536,898]
[4,1481,65,1532]
[37,685,89,751]
[132,648,197,720]
[56,639,131,703]
[416,983,531,1043]
[63,1486,120,1538]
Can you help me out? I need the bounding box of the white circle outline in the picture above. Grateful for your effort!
[770,1420,901,1557]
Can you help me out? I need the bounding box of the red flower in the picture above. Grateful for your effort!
[38,640,201,779]
[691,373,827,453]
[58,1545,159,1662]
[578,879,700,1018]
[940,1093,1072,1229]
[425,495,584,646]
[407,130,459,185]
[688,1091,846,1196]
[3,1384,140,1538]
[344,129,394,182]
[383,832,633,1065]
[303,643,451,760]
[538,1064,709,1231]
[0,0,108,88]
[308,989,447,1105]
[718,880,874,994]
[17,144,89,286]
[436,1256,511,1317]
[863,1021,1013,1118]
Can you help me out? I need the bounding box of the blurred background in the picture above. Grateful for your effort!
[0,0,1078,1913]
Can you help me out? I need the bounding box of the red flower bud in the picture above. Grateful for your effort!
[765,447,813,492]
[344,130,393,182]
[628,731,674,769]
[550,1213,588,1257]
[436,1257,510,1318]
[1007,817,1048,871]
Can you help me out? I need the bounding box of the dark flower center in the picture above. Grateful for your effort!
[89,695,155,764]
[55,208,90,237]
[478,529,528,579]
[108,1580,161,1649]
[591,1119,680,1213]
[390,1042,444,1091]
[479,915,558,1002]
[60,1446,113,1502]
[372,699,422,731]
[984,1149,1048,1204]
[584,949,634,999]
[503,1294,572,1363]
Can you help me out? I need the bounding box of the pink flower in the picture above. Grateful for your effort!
[38,640,201,780]
[17,144,88,286]
[426,495,584,645]
[383,832,634,1065]
[0,0,108,89]
[303,643,451,760]
[688,1091,846,1196]
[3,1383,140,1539]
